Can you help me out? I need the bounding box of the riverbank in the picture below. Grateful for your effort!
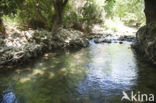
[133,23,156,65]
[0,25,137,69]
[0,27,89,69]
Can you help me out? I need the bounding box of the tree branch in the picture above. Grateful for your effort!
[33,0,48,25]
[62,0,68,7]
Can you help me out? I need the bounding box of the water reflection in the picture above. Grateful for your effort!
[1,90,18,103]
[0,43,156,103]
[77,44,138,102]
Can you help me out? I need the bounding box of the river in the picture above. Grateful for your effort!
[0,42,156,103]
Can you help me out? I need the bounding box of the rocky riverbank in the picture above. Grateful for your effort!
[0,27,89,69]
[0,25,137,69]
[133,23,156,65]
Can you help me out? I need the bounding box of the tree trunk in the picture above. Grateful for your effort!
[51,0,68,32]
[144,0,156,24]
[134,0,156,64]
[0,17,5,35]
[52,7,63,33]
[54,5,63,25]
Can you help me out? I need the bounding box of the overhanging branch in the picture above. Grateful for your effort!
[33,0,48,25]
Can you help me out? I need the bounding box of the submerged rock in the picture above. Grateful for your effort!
[118,35,135,42]
[1,91,18,103]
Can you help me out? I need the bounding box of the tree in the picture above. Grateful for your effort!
[29,0,68,31]
[51,0,68,32]
[144,0,156,24]
[51,0,68,25]
[0,16,5,34]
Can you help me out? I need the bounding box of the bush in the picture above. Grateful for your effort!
[13,0,56,30]
[64,0,103,31]
[81,0,103,24]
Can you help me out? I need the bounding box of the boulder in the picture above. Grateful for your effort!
[134,23,156,64]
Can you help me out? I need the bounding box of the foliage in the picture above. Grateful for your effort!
[104,0,116,18]
[0,0,146,32]
[0,0,15,16]
[81,0,103,25]
[15,0,54,29]
[64,0,103,31]
[5,0,69,30]
[2,14,21,28]
[0,0,25,16]
[104,0,145,26]
[0,0,25,33]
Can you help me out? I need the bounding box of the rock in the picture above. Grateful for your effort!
[101,39,111,43]
[26,52,31,58]
[25,31,32,39]
[94,38,99,43]
[0,27,91,68]
[118,35,135,42]
[105,39,111,43]
[134,23,156,64]
[119,36,125,41]
[119,41,123,44]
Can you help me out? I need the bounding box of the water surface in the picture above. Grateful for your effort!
[0,43,156,103]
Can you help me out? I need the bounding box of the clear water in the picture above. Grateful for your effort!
[0,43,156,103]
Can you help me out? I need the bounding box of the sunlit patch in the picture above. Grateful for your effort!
[59,68,67,73]
[72,51,87,65]
[39,63,43,66]
[48,72,55,79]
[103,18,137,35]
[24,68,32,71]
[69,69,84,75]
[19,69,45,83]
[15,69,21,74]
[32,69,44,76]
[44,54,49,57]
[50,65,55,68]
[15,68,31,73]
[6,66,14,69]
[20,77,31,83]
[73,53,82,59]
[42,67,47,70]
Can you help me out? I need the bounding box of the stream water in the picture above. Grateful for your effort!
[0,42,156,103]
